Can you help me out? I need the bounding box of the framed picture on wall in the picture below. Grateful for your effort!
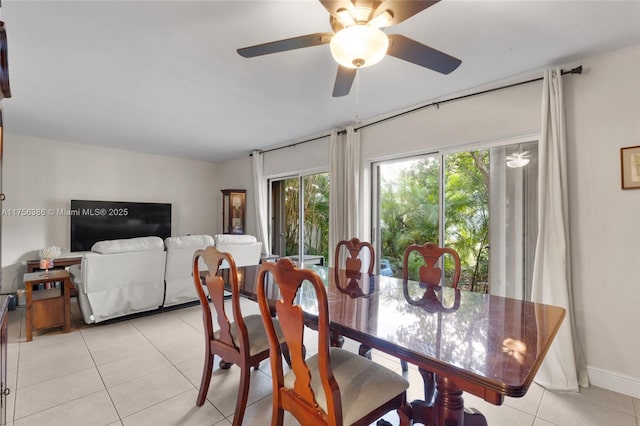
[221,189,246,234]
[620,145,640,190]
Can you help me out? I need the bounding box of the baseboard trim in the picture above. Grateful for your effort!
[587,365,640,398]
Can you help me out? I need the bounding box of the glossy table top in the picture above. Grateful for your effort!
[241,265,565,401]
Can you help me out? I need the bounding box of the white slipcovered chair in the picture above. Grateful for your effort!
[70,236,166,324]
[163,234,215,307]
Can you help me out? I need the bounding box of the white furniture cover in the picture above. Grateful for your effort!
[163,234,214,307]
[213,234,263,268]
[70,236,166,324]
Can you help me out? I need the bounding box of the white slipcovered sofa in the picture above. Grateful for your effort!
[69,234,264,324]
[163,234,215,307]
[70,236,166,324]
[213,234,263,268]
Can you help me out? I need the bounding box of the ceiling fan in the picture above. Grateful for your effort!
[237,0,462,97]
[506,151,531,168]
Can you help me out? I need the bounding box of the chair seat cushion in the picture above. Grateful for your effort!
[284,347,409,425]
[214,314,284,356]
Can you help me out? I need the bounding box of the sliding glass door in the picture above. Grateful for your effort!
[270,172,330,267]
[373,141,537,297]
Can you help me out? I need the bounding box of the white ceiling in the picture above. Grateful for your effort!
[2,0,639,163]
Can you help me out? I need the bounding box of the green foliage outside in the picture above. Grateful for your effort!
[380,152,490,292]
[283,173,330,263]
[279,152,489,293]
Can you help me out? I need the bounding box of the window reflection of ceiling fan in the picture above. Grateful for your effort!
[237,0,462,97]
[506,151,531,168]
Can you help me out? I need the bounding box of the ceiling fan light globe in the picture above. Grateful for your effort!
[330,25,389,69]
[506,158,530,168]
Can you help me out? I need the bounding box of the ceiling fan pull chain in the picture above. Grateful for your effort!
[354,71,361,125]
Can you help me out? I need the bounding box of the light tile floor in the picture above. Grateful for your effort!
[5,298,639,426]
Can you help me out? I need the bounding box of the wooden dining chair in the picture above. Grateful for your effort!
[256,258,411,426]
[334,237,375,275]
[402,242,461,287]
[401,242,462,390]
[192,246,282,426]
[334,238,380,358]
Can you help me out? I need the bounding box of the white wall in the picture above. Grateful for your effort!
[359,80,542,161]
[263,136,330,177]
[1,134,219,293]
[220,46,640,397]
[563,46,640,396]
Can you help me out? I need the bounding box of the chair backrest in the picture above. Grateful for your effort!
[257,258,341,424]
[193,246,249,353]
[334,238,374,274]
[402,242,461,287]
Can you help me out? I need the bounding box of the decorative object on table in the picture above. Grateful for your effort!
[620,145,640,189]
[221,189,246,234]
[39,245,61,277]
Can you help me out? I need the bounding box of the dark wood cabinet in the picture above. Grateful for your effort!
[0,15,11,289]
[0,15,11,424]
[0,295,8,426]
[221,189,246,234]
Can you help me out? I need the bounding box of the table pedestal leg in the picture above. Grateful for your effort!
[418,367,435,403]
[358,344,372,360]
[329,330,344,348]
[410,374,488,426]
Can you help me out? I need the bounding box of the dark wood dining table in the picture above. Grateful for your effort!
[237,264,565,426]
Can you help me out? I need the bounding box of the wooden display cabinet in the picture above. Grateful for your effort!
[221,189,246,234]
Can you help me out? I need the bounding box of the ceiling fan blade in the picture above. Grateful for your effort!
[237,33,333,58]
[374,0,440,26]
[387,34,461,74]
[333,66,357,97]
[319,0,355,18]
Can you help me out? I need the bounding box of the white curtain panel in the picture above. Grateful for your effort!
[328,127,361,266]
[251,150,270,255]
[531,68,589,392]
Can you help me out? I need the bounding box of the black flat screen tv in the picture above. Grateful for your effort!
[70,200,172,252]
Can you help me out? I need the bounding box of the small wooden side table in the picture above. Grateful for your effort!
[23,270,72,342]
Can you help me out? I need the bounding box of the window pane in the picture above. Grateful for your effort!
[374,141,537,296]
[271,177,299,258]
[378,156,440,280]
[270,173,329,268]
[302,173,329,266]
[444,150,490,291]
[489,142,538,299]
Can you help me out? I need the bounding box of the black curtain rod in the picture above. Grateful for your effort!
[252,65,582,156]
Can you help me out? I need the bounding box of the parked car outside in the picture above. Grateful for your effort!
[379,258,393,276]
